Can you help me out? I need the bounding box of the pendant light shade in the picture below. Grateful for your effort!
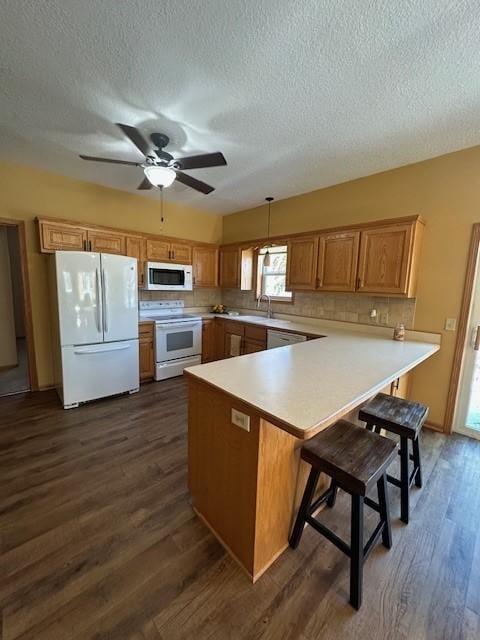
[263,197,274,267]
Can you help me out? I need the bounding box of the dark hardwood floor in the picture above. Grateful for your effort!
[1,379,479,639]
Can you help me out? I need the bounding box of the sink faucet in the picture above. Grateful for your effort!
[257,294,272,319]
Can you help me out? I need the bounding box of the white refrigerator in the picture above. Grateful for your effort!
[51,251,139,408]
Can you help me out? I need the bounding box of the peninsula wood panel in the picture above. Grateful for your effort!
[357,223,413,295]
[87,229,125,255]
[286,236,319,290]
[193,246,218,287]
[40,221,87,252]
[317,231,360,292]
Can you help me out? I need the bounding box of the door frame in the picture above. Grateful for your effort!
[445,223,480,434]
[0,217,38,391]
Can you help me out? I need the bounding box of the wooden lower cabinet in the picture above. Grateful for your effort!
[139,322,155,382]
[243,339,265,354]
[201,320,217,363]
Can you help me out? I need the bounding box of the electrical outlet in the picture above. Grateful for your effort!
[445,318,457,331]
[231,409,250,432]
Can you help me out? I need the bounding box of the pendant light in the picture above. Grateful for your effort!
[263,197,274,267]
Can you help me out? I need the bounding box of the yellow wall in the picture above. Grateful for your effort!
[223,145,480,430]
[0,160,222,388]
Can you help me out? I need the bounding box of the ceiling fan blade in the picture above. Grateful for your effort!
[116,123,151,157]
[173,152,227,171]
[174,171,215,194]
[79,154,139,166]
[137,177,153,190]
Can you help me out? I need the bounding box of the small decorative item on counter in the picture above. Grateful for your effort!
[393,323,406,341]
[212,303,227,314]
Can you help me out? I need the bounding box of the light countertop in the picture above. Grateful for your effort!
[185,325,440,439]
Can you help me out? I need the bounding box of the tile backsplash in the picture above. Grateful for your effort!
[139,288,221,308]
[139,287,416,328]
[222,290,416,328]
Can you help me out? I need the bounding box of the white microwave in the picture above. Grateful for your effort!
[144,262,193,291]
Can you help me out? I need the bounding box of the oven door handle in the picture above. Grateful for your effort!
[156,322,201,331]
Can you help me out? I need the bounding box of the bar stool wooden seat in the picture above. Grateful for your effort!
[358,393,428,524]
[289,419,397,610]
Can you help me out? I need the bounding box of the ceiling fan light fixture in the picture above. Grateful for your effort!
[144,165,176,187]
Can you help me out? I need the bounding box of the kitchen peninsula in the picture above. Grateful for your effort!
[185,324,440,582]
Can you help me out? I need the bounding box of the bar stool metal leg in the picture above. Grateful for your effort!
[289,468,320,549]
[350,495,364,610]
[412,435,422,488]
[400,436,410,524]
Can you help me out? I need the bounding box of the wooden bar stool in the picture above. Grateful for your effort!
[289,420,397,610]
[359,393,428,524]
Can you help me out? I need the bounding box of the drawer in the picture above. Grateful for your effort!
[139,322,154,338]
[244,324,267,342]
[223,320,245,335]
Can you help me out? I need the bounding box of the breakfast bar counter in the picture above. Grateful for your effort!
[184,325,440,581]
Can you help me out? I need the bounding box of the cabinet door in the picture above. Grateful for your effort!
[170,242,192,264]
[88,230,125,255]
[201,320,217,363]
[219,247,240,288]
[139,323,154,381]
[286,236,319,290]
[317,231,360,292]
[224,323,245,358]
[193,246,219,288]
[125,236,146,286]
[357,224,413,295]
[40,221,87,252]
[146,239,170,262]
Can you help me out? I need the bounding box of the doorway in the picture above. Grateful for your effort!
[450,224,480,439]
[0,220,36,397]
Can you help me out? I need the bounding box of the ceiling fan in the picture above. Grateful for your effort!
[79,123,227,194]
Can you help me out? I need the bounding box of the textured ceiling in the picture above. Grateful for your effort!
[1,1,480,214]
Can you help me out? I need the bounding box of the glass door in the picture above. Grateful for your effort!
[455,259,480,440]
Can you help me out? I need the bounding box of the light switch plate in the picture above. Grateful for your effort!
[231,408,250,432]
[445,318,457,331]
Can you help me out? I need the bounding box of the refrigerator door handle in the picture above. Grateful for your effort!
[74,344,131,355]
[95,268,102,333]
[102,268,109,333]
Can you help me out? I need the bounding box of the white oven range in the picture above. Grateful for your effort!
[139,301,202,380]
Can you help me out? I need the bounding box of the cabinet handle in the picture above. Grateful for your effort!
[317,277,323,288]
[171,250,175,260]
[83,239,87,251]
[357,277,363,289]
[474,325,480,351]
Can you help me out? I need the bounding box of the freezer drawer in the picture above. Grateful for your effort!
[60,339,139,408]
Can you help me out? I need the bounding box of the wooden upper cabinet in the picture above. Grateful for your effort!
[87,229,125,255]
[39,220,87,252]
[357,223,415,295]
[125,235,146,286]
[219,247,240,288]
[286,236,319,290]
[146,238,170,262]
[170,242,192,264]
[146,238,192,264]
[317,231,360,292]
[193,246,218,288]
